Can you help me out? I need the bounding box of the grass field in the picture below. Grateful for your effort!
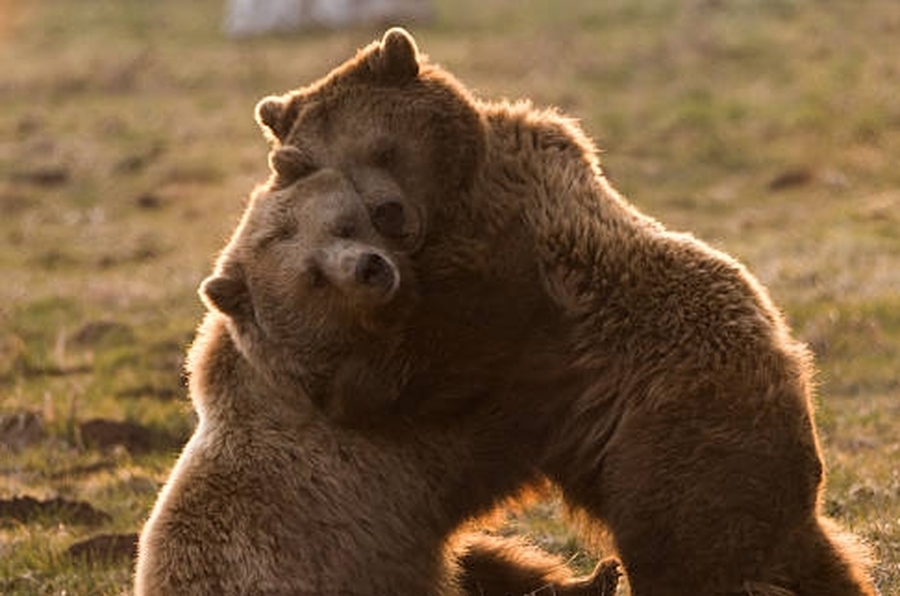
[1,0,898,593]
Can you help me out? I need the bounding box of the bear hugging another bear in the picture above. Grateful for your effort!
[137,27,878,596]
[251,28,878,596]
[135,142,621,594]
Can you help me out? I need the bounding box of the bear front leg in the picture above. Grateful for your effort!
[457,533,620,596]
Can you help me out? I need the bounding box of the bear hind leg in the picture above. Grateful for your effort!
[457,533,621,596]
[706,516,877,596]
[766,516,877,596]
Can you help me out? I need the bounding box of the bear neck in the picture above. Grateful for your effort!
[186,312,314,428]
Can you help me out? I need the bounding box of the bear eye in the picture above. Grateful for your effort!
[331,218,357,239]
[256,222,296,251]
[275,223,295,240]
[306,263,327,289]
[370,199,406,239]
[371,142,397,169]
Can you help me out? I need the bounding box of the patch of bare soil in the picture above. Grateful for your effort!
[0,496,111,526]
[67,320,134,348]
[115,384,180,401]
[0,410,46,452]
[79,418,184,454]
[11,165,70,187]
[67,532,139,565]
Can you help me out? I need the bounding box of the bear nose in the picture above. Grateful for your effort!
[354,251,396,293]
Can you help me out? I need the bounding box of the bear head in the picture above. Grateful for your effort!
[200,161,420,423]
[254,28,486,233]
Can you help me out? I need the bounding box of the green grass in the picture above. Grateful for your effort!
[1,0,898,593]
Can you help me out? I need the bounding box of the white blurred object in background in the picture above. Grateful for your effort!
[224,0,434,37]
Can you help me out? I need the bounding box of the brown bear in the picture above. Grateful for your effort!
[254,28,879,596]
[134,165,621,595]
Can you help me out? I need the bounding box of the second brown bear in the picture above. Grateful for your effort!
[255,28,878,596]
[135,165,619,595]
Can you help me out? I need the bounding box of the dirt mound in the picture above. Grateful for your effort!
[0,410,46,452]
[68,532,139,564]
[0,496,111,526]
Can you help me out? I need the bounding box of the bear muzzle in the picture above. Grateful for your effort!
[319,244,401,305]
[355,251,397,294]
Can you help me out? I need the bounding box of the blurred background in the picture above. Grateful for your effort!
[0,1,898,593]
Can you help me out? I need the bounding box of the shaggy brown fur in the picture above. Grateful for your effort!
[255,28,878,596]
[134,170,618,595]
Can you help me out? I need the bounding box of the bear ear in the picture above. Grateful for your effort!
[200,270,253,320]
[368,27,420,84]
[255,95,298,144]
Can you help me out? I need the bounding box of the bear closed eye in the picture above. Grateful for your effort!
[370,199,405,239]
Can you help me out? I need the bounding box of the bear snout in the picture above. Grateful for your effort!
[319,244,402,304]
[354,251,398,298]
